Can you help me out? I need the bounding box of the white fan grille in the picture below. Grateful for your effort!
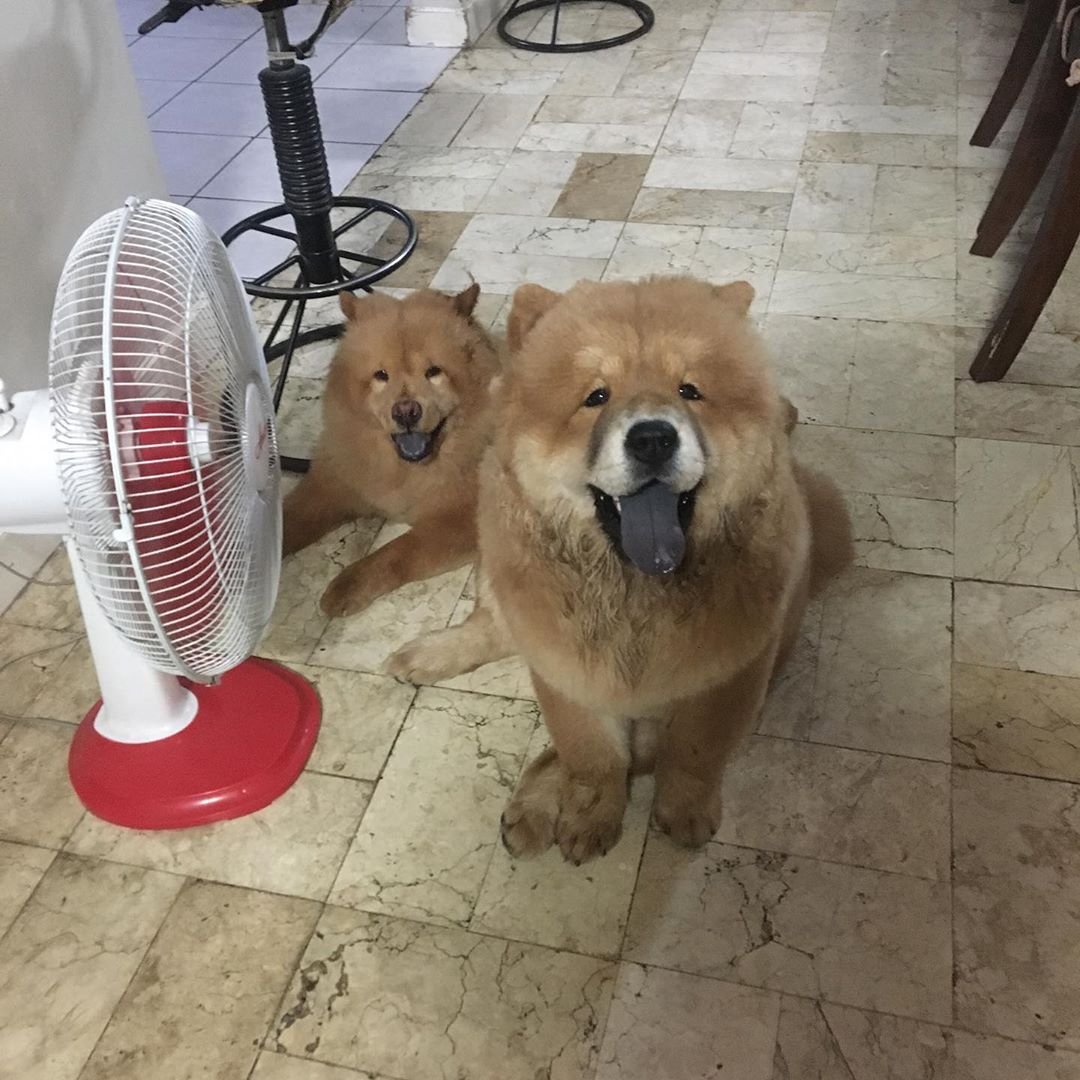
[48,199,281,680]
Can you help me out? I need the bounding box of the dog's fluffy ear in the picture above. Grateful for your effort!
[508,284,561,352]
[339,290,363,321]
[713,280,755,316]
[452,281,481,317]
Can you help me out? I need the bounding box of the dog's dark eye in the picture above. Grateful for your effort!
[425,365,443,379]
[373,370,389,382]
[679,383,703,401]
[583,387,609,408]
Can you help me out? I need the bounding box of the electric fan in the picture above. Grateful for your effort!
[0,197,320,829]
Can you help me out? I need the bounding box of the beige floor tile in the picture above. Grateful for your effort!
[479,148,580,215]
[264,517,382,666]
[780,229,955,278]
[272,907,615,1079]
[951,1030,1080,1080]
[548,50,634,96]
[630,185,794,227]
[0,622,81,718]
[80,880,320,1080]
[68,770,371,900]
[848,320,956,435]
[2,550,82,634]
[719,734,950,876]
[956,381,1080,447]
[772,996,950,1078]
[295,664,415,781]
[252,1053,394,1080]
[624,838,952,1022]
[453,93,542,149]
[956,166,1047,241]
[0,840,54,939]
[802,131,956,166]
[432,250,608,296]
[606,224,781,304]
[596,964,780,1080]
[701,10,771,49]
[613,48,694,101]
[871,165,957,237]
[658,100,742,157]
[811,568,952,760]
[729,101,813,160]
[956,439,1080,589]
[683,51,821,103]
[768,268,955,323]
[953,326,1080,389]
[954,581,1080,679]
[371,210,473,289]
[646,154,799,192]
[955,240,1057,334]
[520,119,666,155]
[953,769,1080,1048]
[788,162,876,231]
[329,687,537,925]
[953,663,1080,783]
[810,103,956,136]
[25,637,98,724]
[816,50,888,106]
[847,492,954,577]
[0,854,182,1080]
[551,152,651,220]
[471,757,652,956]
[0,720,85,848]
[276,376,322,459]
[389,92,481,147]
[793,424,955,500]
[455,212,624,258]
[764,313,857,426]
[885,58,958,107]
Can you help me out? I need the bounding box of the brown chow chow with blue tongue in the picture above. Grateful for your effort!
[386,276,851,864]
[282,283,500,617]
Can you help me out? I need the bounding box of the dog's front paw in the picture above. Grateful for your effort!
[501,799,556,859]
[555,775,626,865]
[653,770,719,849]
[320,565,377,618]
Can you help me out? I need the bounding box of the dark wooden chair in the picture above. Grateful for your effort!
[969,3,1080,381]
[971,0,1058,148]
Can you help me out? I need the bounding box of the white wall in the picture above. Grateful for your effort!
[0,0,165,394]
[0,0,165,609]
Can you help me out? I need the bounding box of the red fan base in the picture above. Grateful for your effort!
[69,657,320,830]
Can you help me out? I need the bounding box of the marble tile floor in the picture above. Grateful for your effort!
[4,0,1080,1076]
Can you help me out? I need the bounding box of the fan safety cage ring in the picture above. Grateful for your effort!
[48,198,281,680]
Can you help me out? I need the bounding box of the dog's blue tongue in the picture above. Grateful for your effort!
[619,482,685,576]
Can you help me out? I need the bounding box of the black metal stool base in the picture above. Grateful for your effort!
[222,196,418,475]
[498,0,654,53]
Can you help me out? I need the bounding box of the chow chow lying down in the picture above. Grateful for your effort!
[388,276,852,863]
[283,284,500,617]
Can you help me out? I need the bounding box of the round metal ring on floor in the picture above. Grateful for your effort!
[220,196,418,301]
[498,0,654,53]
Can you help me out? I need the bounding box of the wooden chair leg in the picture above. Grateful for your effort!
[971,0,1057,147]
[971,28,1073,258]
[970,104,1080,382]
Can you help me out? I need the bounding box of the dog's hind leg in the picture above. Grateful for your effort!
[384,601,513,684]
[282,465,355,556]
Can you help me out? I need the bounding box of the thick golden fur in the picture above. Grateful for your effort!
[388,276,852,863]
[282,284,500,616]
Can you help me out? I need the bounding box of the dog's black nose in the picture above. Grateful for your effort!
[626,420,679,466]
[392,399,423,429]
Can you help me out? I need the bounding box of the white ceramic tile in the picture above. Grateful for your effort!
[186,197,292,281]
[127,35,243,82]
[318,44,456,92]
[200,137,376,200]
[199,38,350,85]
[135,79,188,116]
[151,131,248,199]
[151,81,268,137]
